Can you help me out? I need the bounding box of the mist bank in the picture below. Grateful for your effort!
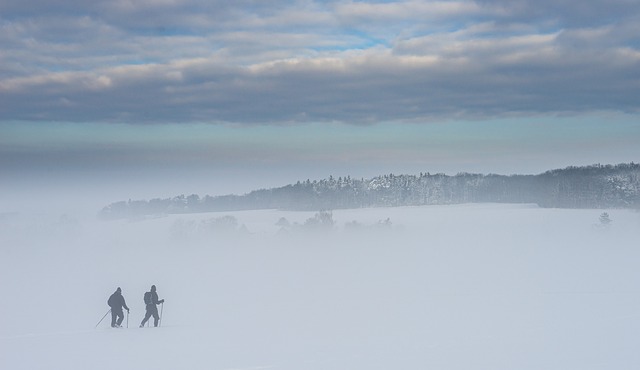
[100,163,640,220]
[3,204,640,370]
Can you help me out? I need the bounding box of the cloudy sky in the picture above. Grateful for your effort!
[1,0,639,211]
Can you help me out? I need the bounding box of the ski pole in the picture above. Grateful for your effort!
[127,310,129,328]
[95,309,111,328]
[159,302,164,327]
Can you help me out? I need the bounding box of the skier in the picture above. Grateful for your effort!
[140,285,165,327]
[107,287,130,328]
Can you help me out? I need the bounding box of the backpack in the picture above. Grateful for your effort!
[144,291,152,305]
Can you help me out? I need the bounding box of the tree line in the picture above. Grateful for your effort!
[99,163,640,219]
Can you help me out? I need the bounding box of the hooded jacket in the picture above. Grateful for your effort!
[108,289,129,311]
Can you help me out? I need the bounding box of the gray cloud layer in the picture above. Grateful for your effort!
[1,0,639,124]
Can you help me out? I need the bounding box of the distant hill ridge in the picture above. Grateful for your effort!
[99,163,640,219]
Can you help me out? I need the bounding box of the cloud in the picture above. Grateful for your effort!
[476,0,640,27]
[1,0,639,124]
[335,0,485,21]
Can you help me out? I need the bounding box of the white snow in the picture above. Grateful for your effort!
[1,204,640,370]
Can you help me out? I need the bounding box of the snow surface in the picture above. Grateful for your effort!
[2,204,640,370]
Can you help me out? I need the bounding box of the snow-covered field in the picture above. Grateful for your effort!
[2,204,640,370]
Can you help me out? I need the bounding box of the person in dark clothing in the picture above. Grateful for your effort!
[107,287,130,328]
[140,285,165,327]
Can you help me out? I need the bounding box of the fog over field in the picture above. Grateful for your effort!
[3,0,640,368]
[2,203,640,370]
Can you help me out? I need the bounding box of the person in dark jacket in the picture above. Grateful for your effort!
[140,285,165,327]
[107,287,130,328]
